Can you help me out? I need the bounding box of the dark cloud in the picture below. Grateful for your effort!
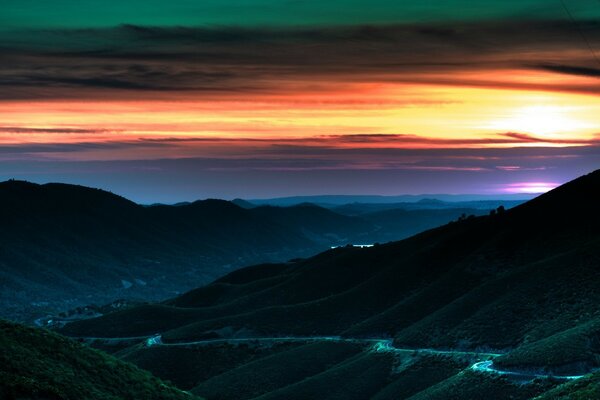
[3,131,594,159]
[0,142,134,154]
[1,133,598,162]
[0,139,176,156]
[0,126,113,134]
[501,132,599,145]
[2,19,600,99]
[535,64,600,78]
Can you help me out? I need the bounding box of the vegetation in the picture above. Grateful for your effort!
[250,351,396,400]
[0,320,200,400]
[371,356,466,400]
[192,342,363,399]
[405,370,552,400]
[495,317,600,373]
[535,371,600,399]
[121,342,302,390]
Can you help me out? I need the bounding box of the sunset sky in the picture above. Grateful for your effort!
[1,0,600,202]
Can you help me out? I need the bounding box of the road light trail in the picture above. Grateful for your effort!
[74,334,594,382]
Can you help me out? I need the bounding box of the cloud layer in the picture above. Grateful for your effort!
[1,19,600,99]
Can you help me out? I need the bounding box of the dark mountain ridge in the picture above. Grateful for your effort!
[63,169,600,353]
[0,180,381,322]
[1,179,513,322]
[54,170,600,399]
[247,193,533,207]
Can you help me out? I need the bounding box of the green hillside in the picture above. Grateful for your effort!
[120,341,303,390]
[0,319,200,400]
[535,371,600,399]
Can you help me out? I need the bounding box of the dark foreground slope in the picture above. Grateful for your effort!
[118,339,547,400]
[535,371,600,399]
[0,320,200,400]
[61,170,600,399]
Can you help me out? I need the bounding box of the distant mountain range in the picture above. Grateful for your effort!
[59,170,600,399]
[246,193,534,207]
[0,180,514,322]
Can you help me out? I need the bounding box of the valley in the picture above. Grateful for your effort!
[0,180,498,323]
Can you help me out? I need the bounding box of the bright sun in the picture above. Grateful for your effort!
[486,105,588,137]
[503,182,559,194]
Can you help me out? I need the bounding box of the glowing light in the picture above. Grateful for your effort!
[503,182,559,193]
[486,105,591,137]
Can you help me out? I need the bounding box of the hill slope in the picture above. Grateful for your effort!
[63,171,600,344]
[0,180,381,321]
[60,170,600,399]
[0,319,200,400]
[1,180,508,323]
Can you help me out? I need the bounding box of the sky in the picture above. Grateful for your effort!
[1,0,600,203]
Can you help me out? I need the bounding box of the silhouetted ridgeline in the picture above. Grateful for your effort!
[0,180,498,322]
[0,180,370,321]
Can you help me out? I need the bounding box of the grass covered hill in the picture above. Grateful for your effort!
[57,170,600,399]
[534,371,600,399]
[0,319,201,400]
[119,339,545,400]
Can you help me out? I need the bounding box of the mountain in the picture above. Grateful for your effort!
[0,319,200,400]
[0,180,382,322]
[332,199,526,215]
[231,199,256,209]
[1,180,517,323]
[247,194,534,207]
[357,207,489,242]
[59,170,600,399]
[249,203,377,243]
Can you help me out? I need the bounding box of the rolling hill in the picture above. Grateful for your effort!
[0,180,381,322]
[1,180,504,323]
[58,169,600,399]
[0,319,200,400]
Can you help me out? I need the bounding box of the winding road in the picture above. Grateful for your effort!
[77,334,591,382]
[470,360,587,381]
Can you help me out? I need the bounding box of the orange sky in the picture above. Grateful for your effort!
[2,69,599,158]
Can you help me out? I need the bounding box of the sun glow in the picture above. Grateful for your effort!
[486,105,591,138]
[503,182,559,193]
